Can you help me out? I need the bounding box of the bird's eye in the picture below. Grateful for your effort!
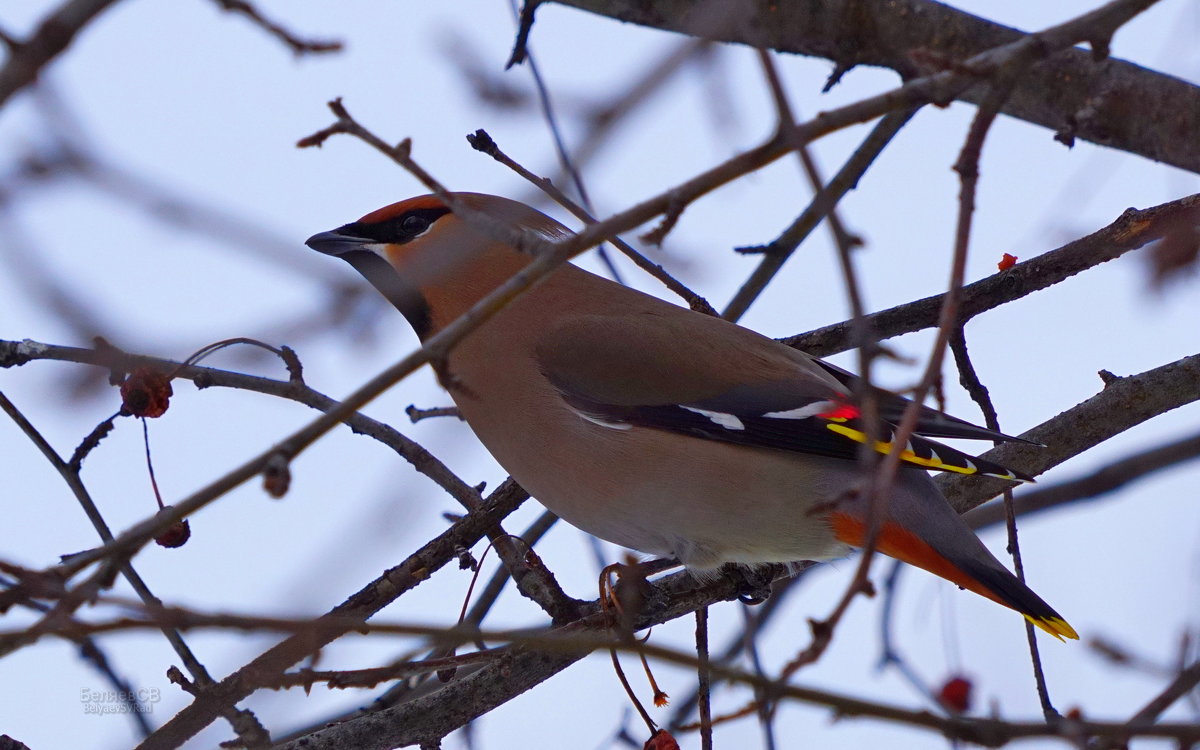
[401,214,431,236]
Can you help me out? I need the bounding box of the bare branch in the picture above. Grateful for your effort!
[467,128,718,315]
[723,107,917,321]
[279,562,1200,749]
[0,338,482,510]
[549,0,1197,173]
[133,481,529,750]
[787,194,1200,357]
[208,0,342,55]
[0,0,121,110]
[939,352,1200,514]
[0,390,271,745]
[966,431,1200,529]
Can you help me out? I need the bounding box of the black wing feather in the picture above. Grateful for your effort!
[558,388,1033,483]
[808,359,1040,445]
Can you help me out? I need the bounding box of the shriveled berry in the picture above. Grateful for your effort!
[120,367,173,418]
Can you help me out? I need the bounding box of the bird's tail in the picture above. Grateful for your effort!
[829,510,1078,640]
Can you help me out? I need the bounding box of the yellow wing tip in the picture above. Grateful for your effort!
[1026,615,1079,641]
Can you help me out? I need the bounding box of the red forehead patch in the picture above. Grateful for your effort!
[358,195,447,224]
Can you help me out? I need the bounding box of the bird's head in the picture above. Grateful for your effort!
[306,192,571,339]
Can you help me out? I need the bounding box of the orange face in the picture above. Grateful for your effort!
[307,193,558,339]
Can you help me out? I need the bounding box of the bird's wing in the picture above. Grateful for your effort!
[808,358,1038,444]
[535,312,1032,482]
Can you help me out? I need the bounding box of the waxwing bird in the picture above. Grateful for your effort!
[306,192,1077,640]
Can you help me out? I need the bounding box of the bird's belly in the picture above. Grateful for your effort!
[471,408,855,570]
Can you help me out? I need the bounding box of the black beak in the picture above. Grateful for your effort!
[305,228,432,339]
[305,230,371,257]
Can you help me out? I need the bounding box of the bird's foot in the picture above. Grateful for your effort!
[719,563,782,605]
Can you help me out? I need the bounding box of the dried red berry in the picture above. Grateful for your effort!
[262,456,291,499]
[643,730,680,750]
[153,506,191,548]
[120,368,173,418]
[938,675,972,713]
[155,519,191,548]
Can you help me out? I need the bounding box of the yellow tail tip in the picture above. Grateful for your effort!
[1026,615,1079,641]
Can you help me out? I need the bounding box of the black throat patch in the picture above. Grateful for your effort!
[340,250,432,340]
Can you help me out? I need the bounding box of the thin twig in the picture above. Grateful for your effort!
[0,573,155,735]
[0,390,266,745]
[2,337,482,509]
[966,431,1200,529]
[877,560,938,704]
[950,328,1057,718]
[467,128,717,314]
[209,0,342,55]
[405,404,462,423]
[503,0,624,283]
[696,607,713,750]
[757,49,860,258]
[723,108,917,321]
[504,0,542,68]
[948,55,1063,716]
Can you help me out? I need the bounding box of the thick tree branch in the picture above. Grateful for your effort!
[938,352,1200,513]
[786,193,1200,357]
[550,0,1200,174]
[279,563,1200,749]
